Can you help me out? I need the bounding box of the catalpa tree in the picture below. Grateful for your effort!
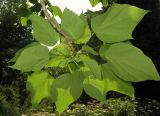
[9,0,160,113]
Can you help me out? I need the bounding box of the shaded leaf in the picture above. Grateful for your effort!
[84,59,101,79]
[61,8,85,40]
[74,15,91,44]
[10,43,49,72]
[29,14,59,46]
[82,45,98,55]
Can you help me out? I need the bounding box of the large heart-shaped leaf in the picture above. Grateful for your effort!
[51,71,83,113]
[27,71,55,106]
[29,14,59,46]
[61,8,85,40]
[10,43,49,72]
[104,43,160,82]
[91,3,149,43]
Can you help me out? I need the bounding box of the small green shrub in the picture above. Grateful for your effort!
[24,97,136,115]
[0,86,20,116]
[24,98,55,115]
[24,97,160,116]
[63,98,136,116]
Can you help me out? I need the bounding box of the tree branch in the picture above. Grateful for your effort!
[40,0,76,55]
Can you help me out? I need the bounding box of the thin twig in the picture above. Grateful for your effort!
[40,0,76,55]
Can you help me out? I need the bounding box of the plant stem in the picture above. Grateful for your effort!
[40,0,76,56]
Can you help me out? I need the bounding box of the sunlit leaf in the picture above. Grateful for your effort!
[91,3,149,43]
[101,63,135,99]
[89,0,100,7]
[49,5,62,18]
[101,0,108,6]
[51,71,83,113]
[104,43,160,82]
[83,63,135,101]
[27,71,54,106]
[83,76,106,101]
[50,43,71,56]
[47,55,69,68]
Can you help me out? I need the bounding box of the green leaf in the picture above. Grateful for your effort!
[91,3,149,43]
[101,64,135,99]
[83,63,135,101]
[84,59,101,79]
[49,5,62,18]
[27,71,54,106]
[74,24,91,44]
[99,41,132,59]
[10,43,49,72]
[89,0,100,7]
[101,0,108,6]
[50,43,71,56]
[74,14,91,44]
[47,43,72,68]
[46,55,69,68]
[51,71,83,113]
[20,17,28,26]
[61,8,85,40]
[10,42,40,63]
[82,45,98,55]
[99,43,111,59]
[29,14,59,46]
[83,76,106,101]
[9,49,25,63]
[104,43,160,82]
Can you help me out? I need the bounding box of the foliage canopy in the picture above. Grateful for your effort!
[10,0,160,113]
